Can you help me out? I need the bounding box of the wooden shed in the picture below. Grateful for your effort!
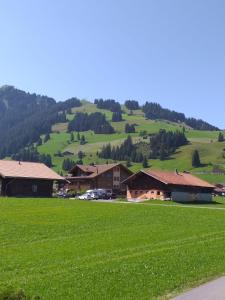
[0,160,64,197]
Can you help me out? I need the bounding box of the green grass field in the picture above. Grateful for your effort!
[1,197,225,299]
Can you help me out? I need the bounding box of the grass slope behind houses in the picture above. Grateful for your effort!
[36,101,225,182]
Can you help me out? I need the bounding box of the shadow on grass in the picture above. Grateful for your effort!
[173,200,222,205]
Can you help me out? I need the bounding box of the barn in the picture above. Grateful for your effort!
[0,160,64,197]
[122,169,215,202]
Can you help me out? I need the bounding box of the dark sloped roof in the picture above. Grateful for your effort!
[69,163,133,179]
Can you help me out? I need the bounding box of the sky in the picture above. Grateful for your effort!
[0,0,225,128]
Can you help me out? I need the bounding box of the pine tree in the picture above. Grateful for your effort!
[70,132,74,142]
[192,150,201,167]
[218,132,224,142]
[112,111,122,122]
[78,150,84,160]
[80,135,86,145]
[36,137,42,146]
[44,133,50,143]
[142,157,148,168]
[159,146,166,161]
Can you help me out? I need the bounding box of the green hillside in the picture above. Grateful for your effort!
[37,101,225,183]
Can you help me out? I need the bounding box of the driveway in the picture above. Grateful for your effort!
[172,276,225,300]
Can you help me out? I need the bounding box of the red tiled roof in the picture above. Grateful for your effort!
[123,169,214,188]
[144,170,214,188]
[0,160,64,181]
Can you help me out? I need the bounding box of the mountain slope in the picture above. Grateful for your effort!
[37,101,225,183]
[0,85,81,158]
[0,86,224,184]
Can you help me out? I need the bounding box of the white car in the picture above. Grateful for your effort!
[78,193,93,200]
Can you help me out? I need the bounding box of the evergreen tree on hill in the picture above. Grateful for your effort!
[44,133,50,143]
[125,100,139,110]
[112,111,122,122]
[192,150,201,167]
[70,132,74,142]
[142,156,149,168]
[218,132,224,142]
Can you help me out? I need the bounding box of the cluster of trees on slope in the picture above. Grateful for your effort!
[94,98,219,131]
[111,111,123,122]
[125,123,136,133]
[0,86,81,158]
[62,158,76,171]
[94,99,121,112]
[11,146,53,167]
[99,136,145,162]
[99,130,188,162]
[142,102,219,131]
[68,112,114,134]
[149,129,188,160]
[124,100,140,110]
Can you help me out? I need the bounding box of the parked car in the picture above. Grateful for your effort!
[78,193,93,200]
[78,189,117,200]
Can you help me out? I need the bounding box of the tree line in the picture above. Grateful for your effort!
[0,86,82,158]
[99,130,188,163]
[11,146,53,167]
[142,102,219,131]
[68,112,114,134]
[94,99,121,112]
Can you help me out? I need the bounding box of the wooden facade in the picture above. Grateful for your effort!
[123,170,214,202]
[0,177,54,197]
[67,163,133,193]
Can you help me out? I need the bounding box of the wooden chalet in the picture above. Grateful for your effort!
[67,163,133,193]
[122,169,215,202]
[0,160,64,197]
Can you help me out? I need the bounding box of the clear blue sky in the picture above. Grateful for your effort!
[0,0,224,128]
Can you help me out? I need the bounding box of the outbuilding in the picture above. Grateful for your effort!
[0,160,64,197]
[122,169,214,202]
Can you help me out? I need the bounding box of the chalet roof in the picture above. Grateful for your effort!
[69,163,132,179]
[0,160,64,181]
[123,169,214,188]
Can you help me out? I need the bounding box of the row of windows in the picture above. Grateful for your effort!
[113,176,120,181]
[133,190,161,195]
[114,167,120,172]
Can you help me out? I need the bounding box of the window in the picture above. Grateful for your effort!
[151,191,154,194]
[32,185,38,193]
[157,191,160,195]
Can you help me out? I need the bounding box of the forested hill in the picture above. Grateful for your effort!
[0,85,81,158]
[0,85,221,170]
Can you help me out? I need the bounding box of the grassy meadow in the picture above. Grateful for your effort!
[36,101,225,183]
[1,197,225,299]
